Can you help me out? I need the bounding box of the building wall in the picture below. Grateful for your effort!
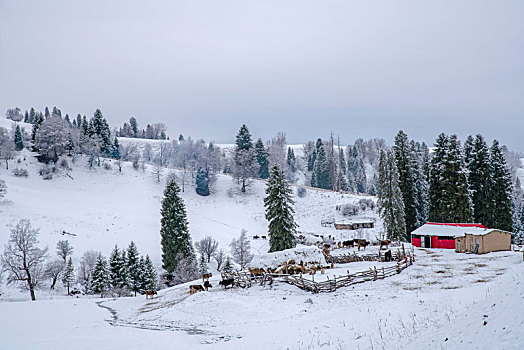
[455,231,511,254]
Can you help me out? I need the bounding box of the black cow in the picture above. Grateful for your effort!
[384,250,392,262]
[342,240,354,248]
[204,280,212,291]
[219,278,235,289]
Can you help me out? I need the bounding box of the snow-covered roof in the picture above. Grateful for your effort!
[411,223,496,238]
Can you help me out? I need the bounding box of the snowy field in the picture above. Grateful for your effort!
[0,118,523,349]
[0,248,522,349]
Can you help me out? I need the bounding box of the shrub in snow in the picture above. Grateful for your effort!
[230,229,254,270]
[358,198,375,211]
[39,166,54,180]
[297,186,307,198]
[59,159,71,170]
[103,162,112,170]
[12,168,28,177]
[0,179,7,198]
[341,204,360,217]
[132,157,139,170]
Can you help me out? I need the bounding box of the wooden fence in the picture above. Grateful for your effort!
[221,251,414,293]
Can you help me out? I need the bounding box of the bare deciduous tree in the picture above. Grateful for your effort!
[172,253,199,285]
[45,259,65,290]
[77,250,100,293]
[1,219,48,300]
[229,229,253,270]
[195,236,219,263]
[213,248,226,271]
[56,240,73,262]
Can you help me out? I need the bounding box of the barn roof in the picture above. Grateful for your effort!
[411,223,496,238]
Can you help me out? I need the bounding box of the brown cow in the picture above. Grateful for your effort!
[380,240,391,250]
[190,285,205,294]
[202,273,212,282]
[145,290,157,299]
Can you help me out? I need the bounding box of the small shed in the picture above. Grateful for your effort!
[455,230,512,254]
[334,220,374,230]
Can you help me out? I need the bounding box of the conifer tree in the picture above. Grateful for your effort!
[440,135,472,222]
[467,134,492,226]
[126,241,141,296]
[198,255,208,275]
[312,139,330,190]
[62,257,75,295]
[109,245,127,290]
[112,138,120,160]
[428,133,449,222]
[222,256,233,273]
[489,140,513,231]
[160,179,195,274]
[91,109,112,156]
[14,125,23,150]
[233,124,257,192]
[377,150,406,240]
[91,254,109,296]
[195,168,210,196]
[255,138,270,179]
[393,130,418,233]
[411,141,428,227]
[141,255,157,292]
[287,147,296,172]
[264,165,297,252]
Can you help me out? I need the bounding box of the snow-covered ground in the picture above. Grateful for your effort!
[0,248,522,349]
[0,118,523,349]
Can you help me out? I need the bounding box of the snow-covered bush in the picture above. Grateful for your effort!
[297,186,307,198]
[103,162,112,170]
[341,204,360,217]
[358,198,375,211]
[59,159,71,170]
[12,168,28,177]
[39,166,55,180]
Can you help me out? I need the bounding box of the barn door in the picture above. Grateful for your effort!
[424,236,431,248]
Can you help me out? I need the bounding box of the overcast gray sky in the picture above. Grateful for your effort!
[1,0,523,149]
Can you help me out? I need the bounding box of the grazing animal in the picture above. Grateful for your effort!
[219,278,235,289]
[380,240,391,250]
[342,240,354,248]
[204,280,212,291]
[288,259,296,265]
[202,273,212,281]
[253,235,260,239]
[261,235,267,240]
[384,250,392,262]
[190,285,205,294]
[145,290,157,299]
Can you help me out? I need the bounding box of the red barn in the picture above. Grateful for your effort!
[411,223,488,249]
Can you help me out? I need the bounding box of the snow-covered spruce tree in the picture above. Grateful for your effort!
[428,133,449,223]
[440,135,472,223]
[109,245,127,293]
[347,145,367,193]
[14,125,23,150]
[198,255,208,275]
[126,241,142,296]
[112,138,120,160]
[411,141,429,227]
[160,179,196,274]
[62,257,75,295]
[312,139,330,190]
[233,124,257,192]
[512,178,524,243]
[230,229,254,270]
[393,130,418,234]
[141,255,157,292]
[91,254,109,296]
[1,219,48,301]
[90,109,112,156]
[195,168,210,196]
[255,138,270,179]
[287,147,296,173]
[467,134,493,226]
[377,150,406,241]
[264,165,297,252]
[222,256,233,273]
[489,140,513,231]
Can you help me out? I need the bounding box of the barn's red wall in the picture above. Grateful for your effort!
[412,237,421,247]
[431,236,438,248]
[438,239,455,249]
